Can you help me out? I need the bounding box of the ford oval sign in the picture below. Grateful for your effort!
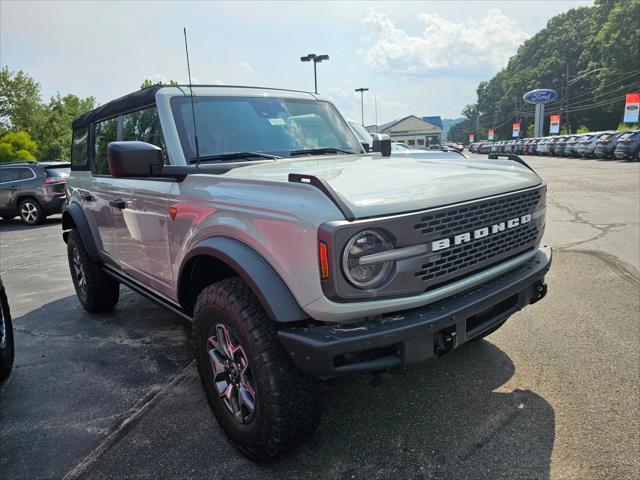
[523,89,558,104]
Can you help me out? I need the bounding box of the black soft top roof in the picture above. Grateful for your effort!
[72,85,164,129]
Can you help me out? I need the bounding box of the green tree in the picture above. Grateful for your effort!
[140,78,178,90]
[0,67,43,135]
[34,94,96,160]
[0,131,39,163]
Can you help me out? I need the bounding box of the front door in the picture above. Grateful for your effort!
[112,179,175,297]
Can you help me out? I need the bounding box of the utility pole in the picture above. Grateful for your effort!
[565,64,571,134]
[355,87,369,126]
[300,54,329,94]
[374,96,378,132]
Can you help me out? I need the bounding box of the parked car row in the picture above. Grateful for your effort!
[468,130,640,160]
[0,161,70,224]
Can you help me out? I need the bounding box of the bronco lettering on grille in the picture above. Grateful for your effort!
[431,214,532,252]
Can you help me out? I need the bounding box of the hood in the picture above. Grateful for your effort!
[224,154,542,218]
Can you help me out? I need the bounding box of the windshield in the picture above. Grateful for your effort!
[348,121,373,145]
[171,96,362,161]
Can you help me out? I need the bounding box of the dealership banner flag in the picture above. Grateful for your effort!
[488,129,494,140]
[623,93,640,123]
[469,134,475,143]
[549,114,560,134]
[512,123,520,137]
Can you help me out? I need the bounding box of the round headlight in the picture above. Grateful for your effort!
[342,230,394,289]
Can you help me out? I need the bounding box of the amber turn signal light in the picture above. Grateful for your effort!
[318,241,329,280]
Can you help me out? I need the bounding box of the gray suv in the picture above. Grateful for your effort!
[0,161,70,224]
[62,85,551,460]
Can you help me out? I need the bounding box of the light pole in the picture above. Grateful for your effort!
[300,54,329,94]
[355,87,369,126]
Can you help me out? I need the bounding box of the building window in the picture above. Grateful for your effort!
[417,139,424,145]
[407,139,415,146]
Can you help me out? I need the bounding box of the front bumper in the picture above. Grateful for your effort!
[278,245,551,377]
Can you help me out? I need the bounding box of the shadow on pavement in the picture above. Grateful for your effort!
[0,216,61,233]
[75,332,556,480]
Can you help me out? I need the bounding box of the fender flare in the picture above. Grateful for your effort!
[61,202,102,263]
[179,237,308,323]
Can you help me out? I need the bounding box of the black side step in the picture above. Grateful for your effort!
[288,173,356,221]
[103,266,192,322]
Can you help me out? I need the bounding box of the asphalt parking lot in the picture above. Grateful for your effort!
[1,155,638,480]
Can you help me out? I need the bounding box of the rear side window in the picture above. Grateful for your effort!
[0,167,34,182]
[94,118,118,175]
[15,168,34,180]
[122,107,167,161]
[71,127,89,169]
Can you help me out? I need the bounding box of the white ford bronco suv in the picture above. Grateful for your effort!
[62,85,551,460]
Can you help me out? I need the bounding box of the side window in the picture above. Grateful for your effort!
[16,168,34,180]
[0,168,15,183]
[94,117,118,175]
[71,127,89,169]
[122,107,167,161]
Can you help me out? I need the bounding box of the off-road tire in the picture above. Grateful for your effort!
[67,229,119,312]
[193,278,321,461]
[0,277,14,381]
[19,198,44,225]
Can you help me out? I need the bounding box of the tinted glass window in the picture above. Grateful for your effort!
[171,96,362,161]
[122,108,167,161]
[0,168,16,183]
[94,118,118,175]
[15,168,34,180]
[0,167,34,182]
[71,127,89,167]
[45,167,70,178]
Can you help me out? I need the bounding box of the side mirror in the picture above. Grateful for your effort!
[108,141,164,177]
[372,133,392,157]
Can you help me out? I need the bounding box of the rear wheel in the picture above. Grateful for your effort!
[193,278,321,461]
[19,198,44,225]
[67,229,119,312]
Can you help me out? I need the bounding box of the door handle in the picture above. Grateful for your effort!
[109,199,126,209]
[80,192,95,201]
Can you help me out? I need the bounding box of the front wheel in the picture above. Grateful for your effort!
[193,278,321,461]
[67,229,120,312]
[0,277,14,381]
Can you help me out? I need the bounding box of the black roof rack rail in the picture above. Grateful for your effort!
[288,173,355,221]
[487,153,537,174]
[0,160,38,166]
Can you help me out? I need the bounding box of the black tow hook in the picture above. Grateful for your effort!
[435,325,457,357]
[531,282,548,304]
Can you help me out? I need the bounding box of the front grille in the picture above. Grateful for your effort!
[414,187,543,287]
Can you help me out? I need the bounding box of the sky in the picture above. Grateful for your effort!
[1,0,593,125]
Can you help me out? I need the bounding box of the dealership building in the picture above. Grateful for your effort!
[366,115,443,147]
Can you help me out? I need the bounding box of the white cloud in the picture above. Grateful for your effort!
[359,8,529,75]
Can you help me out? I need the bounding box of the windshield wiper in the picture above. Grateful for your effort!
[289,147,357,157]
[191,151,281,163]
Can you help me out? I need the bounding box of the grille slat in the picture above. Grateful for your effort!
[413,188,543,286]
